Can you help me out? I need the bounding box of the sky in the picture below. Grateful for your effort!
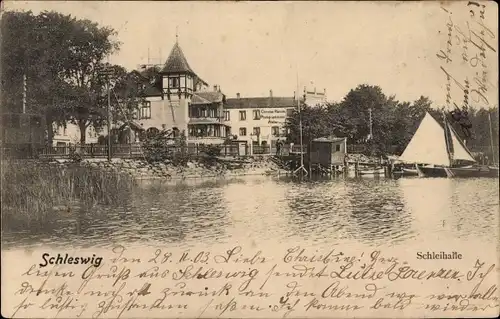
[3,1,499,108]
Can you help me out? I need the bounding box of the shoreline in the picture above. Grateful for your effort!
[39,157,285,181]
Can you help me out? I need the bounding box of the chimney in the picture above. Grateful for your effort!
[213,85,217,91]
[269,89,273,98]
[236,93,240,99]
[218,85,221,92]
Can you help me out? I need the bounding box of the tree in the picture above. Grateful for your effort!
[284,103,332,146]
[1,11,69,142]
[1,10,121,144]
[57,15,120,143]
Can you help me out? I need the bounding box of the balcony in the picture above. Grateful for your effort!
[188,117,224,125]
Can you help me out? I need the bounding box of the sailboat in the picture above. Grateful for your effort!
[398,112,498,178]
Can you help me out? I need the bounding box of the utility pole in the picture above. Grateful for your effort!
[488,112,496,165]
[107,80,111,162]
[368,107,373,139]
[98,65,114,162]
[22,74,27,113]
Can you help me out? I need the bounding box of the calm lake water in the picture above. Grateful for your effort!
[2,175,499,250]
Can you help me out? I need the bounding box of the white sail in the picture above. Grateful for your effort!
[449,125,476,163]
[399,112,451,166]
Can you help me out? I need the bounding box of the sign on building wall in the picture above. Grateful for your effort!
[259,109,287,124]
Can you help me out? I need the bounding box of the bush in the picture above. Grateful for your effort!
[142,129,191,165]
[69,145,83,163]
[199,144,222,157]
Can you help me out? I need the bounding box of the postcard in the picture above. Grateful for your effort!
[1,1,499,318]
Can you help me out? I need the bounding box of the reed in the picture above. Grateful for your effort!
[1,160,137,231]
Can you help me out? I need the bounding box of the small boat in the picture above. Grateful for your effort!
[358,167,385,175]
[398,111,492,178]
[444,165,499,178]
[416,164,448,178]
[402,168,418,176]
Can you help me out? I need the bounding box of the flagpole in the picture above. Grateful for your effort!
[293,70,307,176]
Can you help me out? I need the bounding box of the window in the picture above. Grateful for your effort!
[239,110,246,121]
[169,77,179,88]
[253,127,260,136]
[239,127,247,136]
[140,102,151,119]
[214,125,221,137]
[146,127,159,137]
[335,144,341,152]
[172,127,179,137]
[253,110,261,120]
[271,126,280,136]
[224,111,230,121]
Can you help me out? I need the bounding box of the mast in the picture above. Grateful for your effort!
[488,112,496,165]
[293,71,307,176]
[22,74,27,114]
[442,111,454,167]
[368,107,373,139]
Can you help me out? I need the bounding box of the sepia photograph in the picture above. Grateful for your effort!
[1,1,499,318]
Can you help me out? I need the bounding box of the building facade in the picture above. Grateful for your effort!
[224,91,295,149]
[303,87,328,107]
[139,40,230,145]
[52,123,99,146]
[223,89,327,149]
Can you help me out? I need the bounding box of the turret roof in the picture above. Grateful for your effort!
[162,42,195,74]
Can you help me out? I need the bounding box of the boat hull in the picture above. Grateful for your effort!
[444,166,499,178]
[402,168,418,176]
[416,165,448,177]
[358,168,385,175]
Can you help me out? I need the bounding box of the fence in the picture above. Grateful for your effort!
[1,143,308,160]
[8,143,492,161]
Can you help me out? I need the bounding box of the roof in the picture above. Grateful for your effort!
[162,42,195,74]
[142,82,163,97]
[119,121,144,132]
[224,97,297,109]
[313,136,346,143]
[191,92,225,104]
[129,70,163,97]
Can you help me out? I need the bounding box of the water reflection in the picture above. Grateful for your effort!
[283,177,413,247]
[401,177,499,243]
[345,178,412,246]
[1,175,498,250]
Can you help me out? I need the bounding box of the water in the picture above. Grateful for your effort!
[2,175,499,250]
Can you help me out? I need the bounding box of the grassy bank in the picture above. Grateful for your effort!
[1,160,137,232]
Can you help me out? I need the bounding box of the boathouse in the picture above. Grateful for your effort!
[309,135,347,169]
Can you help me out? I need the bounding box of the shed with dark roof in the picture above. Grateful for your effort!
[310,135,347,167]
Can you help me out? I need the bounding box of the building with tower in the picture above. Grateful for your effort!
[136,37,327,148]
[138,39,230,145]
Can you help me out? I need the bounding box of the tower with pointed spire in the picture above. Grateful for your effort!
[137,36,231,145]
[160,39,208,99]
